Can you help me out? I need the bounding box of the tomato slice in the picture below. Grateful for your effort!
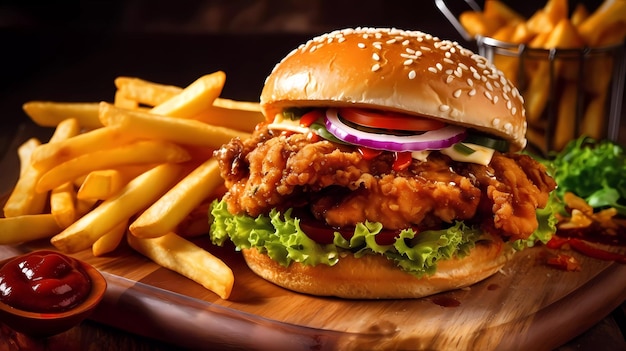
[338,108,445,132]
[393,151,413,171]
[299,110,324,127]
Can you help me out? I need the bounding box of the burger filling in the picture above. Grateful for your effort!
[209,108,558,276]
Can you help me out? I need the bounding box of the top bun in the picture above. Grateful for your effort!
[261,28,527,151]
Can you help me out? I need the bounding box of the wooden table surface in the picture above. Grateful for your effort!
[1,27,625,351]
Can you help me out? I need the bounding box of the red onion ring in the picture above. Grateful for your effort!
[325,108,466,152]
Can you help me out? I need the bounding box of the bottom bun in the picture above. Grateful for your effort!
[242,241,515,299]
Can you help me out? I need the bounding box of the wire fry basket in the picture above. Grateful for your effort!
[436,0,626,153]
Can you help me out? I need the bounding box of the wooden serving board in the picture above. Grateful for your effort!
[1,235,625,350]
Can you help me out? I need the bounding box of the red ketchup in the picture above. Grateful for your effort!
[0,251,91,313]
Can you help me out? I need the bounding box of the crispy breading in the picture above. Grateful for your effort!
[215,125,556,240]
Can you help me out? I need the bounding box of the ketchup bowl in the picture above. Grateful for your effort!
[0,250,107,337]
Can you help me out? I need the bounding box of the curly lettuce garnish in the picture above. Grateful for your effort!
[530,137,626,216]
[209,199,480,277]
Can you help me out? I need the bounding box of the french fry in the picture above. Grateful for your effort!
[510,22,534,43]
[36,139,190,193]
[526,10,555,36]
[50,163,183,253]
[4,118,80,217]
[577,0,626,46]
[542,0,568,26]
[114,76,262,132]
[127,232,234,299]
[30,126,136,172]
[114,90,139,109]
[22,101,103,129]
[17,138,41,177]
[484,0,524,26]
[50,181,77,229]
[491,24,517,42]
[3,142,48,217]
[92,219,128,256]
[581,91,608,140]
[99,102,251,149]
[553,83,577,150]
[524,18,584,123]
[190,98,264,132]
[149,71,226,118]
[459,11,500,37]
[570,3,589,27]
[75,197,98,217]
[130,158,222,238]
[77,169,125,200]
[115,76,182,106]
[0,214,61,245]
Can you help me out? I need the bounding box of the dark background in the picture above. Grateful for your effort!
[0,0,608,103]
[0,0,612,171]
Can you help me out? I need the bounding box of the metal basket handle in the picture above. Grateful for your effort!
[434,0,481,42]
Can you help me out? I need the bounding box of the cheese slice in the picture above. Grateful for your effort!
[440,143,495,166]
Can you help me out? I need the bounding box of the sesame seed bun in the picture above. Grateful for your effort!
[242,239,515,299]
[261,27,527,151]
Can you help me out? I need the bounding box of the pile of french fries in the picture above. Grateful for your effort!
[1,71,265,299]
[460,0,626,151]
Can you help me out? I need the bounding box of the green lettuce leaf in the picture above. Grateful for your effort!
[209,199,486,277]
[548,137,626,216]
[512,190,560,250]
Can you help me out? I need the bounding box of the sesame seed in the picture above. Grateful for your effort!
[406,48,416,54]
[436,63,443,71]
[469,89,476,96]
[485,91,493,100]
[446,75,454,84]
[404,59,413,65]
[372,53,380,61]
[493,95,499,104]
[420,46,431,51]
[386,39,396,44]
[402,39,410,45]
[445,52,452,58]
[473,72,481,80]
[372,63,381,72]
[492,118,501,126]
[454,68,463,78]
[444,58,455,65]
[428,67,438,74]
[439,104,450,112]
[415,51,423,57]
[373,42,382,50]
[453,89,462,98]
[445,69,453,75]
[485,82,493,91]
[504,123,512,133]
[408,70,416,79]
[507,100,512,109]
[512,107,517,115]
[358,42,366,49]
[467,79,474,87]
[458,62,468,70]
